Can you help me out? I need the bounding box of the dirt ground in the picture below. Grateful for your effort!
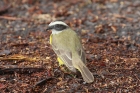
[0,0,140,92]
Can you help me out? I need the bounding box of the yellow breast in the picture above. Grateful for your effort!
[50,34,52,44]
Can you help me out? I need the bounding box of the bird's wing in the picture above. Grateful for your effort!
[77,47,86,63]
[52,44,76,72]
[75,36,86,63]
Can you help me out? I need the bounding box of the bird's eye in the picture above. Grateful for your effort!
[54,24,67,31]
[55,24,61,29]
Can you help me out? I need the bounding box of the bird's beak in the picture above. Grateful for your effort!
[46,28,50,31]
[46,26,52,31]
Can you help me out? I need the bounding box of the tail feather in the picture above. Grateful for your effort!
[77,62,94,83]
[72,55,94,83]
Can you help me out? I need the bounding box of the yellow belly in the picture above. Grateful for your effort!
[57,57,64,65]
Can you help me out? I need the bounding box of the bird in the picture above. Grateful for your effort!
[46,21,94,83]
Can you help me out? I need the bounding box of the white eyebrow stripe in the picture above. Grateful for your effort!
[49,21,68,27]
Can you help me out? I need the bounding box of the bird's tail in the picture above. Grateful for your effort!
[72,54,94,83]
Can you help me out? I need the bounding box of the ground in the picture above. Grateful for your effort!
[0,0,140,92]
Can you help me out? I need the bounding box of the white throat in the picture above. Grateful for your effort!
[52,29,62,34]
